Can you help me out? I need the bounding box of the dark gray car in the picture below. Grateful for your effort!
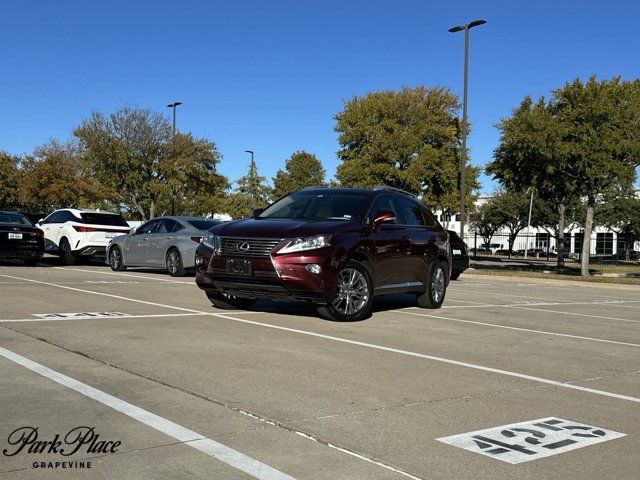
[107,216,221,276]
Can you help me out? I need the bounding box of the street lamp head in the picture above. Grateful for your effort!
[448,25,465,33]
[244,150,254,155]
[166,102,182,108]
[468,19,487,29]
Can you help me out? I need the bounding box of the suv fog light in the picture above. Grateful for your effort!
[305,264,322,274]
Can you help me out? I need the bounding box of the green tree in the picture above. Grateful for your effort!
[228,158,271,219]
[74,107,229,220]
[469,201,504,250]
[596,186,640,261]
[272,151,325,198]
[0,152,21,209]
[19,140,110,211]
[490,189,535,254]
[157,133,229,216]
[554,77,640,275]
[489,96,578,267]
[334,85,479,211]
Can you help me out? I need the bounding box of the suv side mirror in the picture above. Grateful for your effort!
[252,208,265,218]
[373,210,396,226]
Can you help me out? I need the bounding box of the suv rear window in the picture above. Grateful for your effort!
[80,213,129,227]
[0,212,33,226]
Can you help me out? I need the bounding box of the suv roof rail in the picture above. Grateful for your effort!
[373,185,418,199]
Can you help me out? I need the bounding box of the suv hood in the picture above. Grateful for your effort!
[212,218,358,238]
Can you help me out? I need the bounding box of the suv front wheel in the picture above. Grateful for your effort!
[417,259,448,309]
[317,260,373,322]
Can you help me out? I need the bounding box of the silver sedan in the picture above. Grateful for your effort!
[106,216,221,276]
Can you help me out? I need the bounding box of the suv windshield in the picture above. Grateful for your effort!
[80,213,129,227]
[259,191,370,220]
[0,212,33,226]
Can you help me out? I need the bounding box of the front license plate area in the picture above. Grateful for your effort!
[226,259,252,276]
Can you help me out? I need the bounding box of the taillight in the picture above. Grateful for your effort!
[72,225,130,233]
[30,230,44,237]
[191,236,202,243]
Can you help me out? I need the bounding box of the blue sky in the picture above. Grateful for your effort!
[2,1,639,193]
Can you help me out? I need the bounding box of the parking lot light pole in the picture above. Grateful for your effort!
[524,187,534,259]
[449,19,486,239]
[166,102,182,136]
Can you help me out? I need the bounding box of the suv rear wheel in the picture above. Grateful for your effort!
[317,260,373,321]
[417,260,448,309]
[59,238,77,265]
[207,292,257,310]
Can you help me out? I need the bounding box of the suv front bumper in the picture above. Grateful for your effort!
[195,244,339,303]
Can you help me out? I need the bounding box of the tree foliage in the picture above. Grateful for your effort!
[334,86,479,211]
[596,186,640,260]
[18,140,111,211]
[0,152,21,210]
[74,108,229,220]
[489,77,640,274]
[469,201,504,249]
[225,159,271,219]
[272,151,325,199]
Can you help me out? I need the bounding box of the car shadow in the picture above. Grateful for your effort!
[218,293,422,322]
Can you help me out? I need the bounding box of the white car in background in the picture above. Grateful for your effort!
[37,209,131,265]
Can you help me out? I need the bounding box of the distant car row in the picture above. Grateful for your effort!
[0,209,220,275]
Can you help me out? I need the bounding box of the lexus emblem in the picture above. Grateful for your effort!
[236,242,250,252]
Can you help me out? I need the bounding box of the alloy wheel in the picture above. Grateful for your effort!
[167,251,179,275]
[332,268,369,315]
[110,248,121,269]
[431,266,445,303]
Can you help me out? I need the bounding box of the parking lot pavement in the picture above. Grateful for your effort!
[1,261,639,479]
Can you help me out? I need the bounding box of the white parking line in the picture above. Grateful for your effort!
[433,299,640,310]
[0,313,210,323]
[396,310,640,347]
[0,346,295,480]
[3,273,640,405]
[509,306,640,324]
[54,266,193,284]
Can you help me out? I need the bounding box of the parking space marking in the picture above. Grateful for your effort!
[0,313,210,323]
[53,266,193,284]
[0,346,296,480]
[509,306,640,324]
[3,273,640,405]
[396,310,640,347]
[453,282,640,302]
[437,417,626,464]
[433,299,640,309]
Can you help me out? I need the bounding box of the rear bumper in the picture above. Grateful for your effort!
[0,242,45,259]
[194,244,338,303]
[452,254,470,272]
[74,245,107,257]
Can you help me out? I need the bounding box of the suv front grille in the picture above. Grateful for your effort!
[220,237,282,257]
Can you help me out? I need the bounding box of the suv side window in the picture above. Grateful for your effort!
[46,211,63,224]
[396,197,427,227]
[422,207,437,227]
[61,211,78,223]
[367,195,400,224]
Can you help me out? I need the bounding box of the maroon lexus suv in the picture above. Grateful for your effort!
[195,186,451,321]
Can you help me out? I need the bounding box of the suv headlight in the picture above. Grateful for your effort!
[201,233,221,253]
[277,234,331,254]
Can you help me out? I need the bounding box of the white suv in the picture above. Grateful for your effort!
[37,209,131,265]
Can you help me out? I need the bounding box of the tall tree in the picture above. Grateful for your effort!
[334,85,479,212]
[157,132,229,216]
[553,77,640,275]
[596,186,640,261]
[490,189,535,254]
[229,158,271,219]
[468,201,504,251]
[74,107,229,220]
[488,96,577,267]
[0,152,21,209]
[272,151,325,198]
[19,140,110,211]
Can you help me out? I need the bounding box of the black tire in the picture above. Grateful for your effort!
[417,260,448,309]
[166,248,186,277]
[317,259,374,322]
[24,258,39,266]
[108,246,127,271]
[450,270,461,280]
[59,238,77,265]
[206,292,257,310]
